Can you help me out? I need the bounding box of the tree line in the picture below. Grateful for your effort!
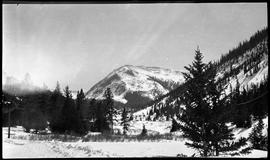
[218,27,267,66]
[2,82,132,135]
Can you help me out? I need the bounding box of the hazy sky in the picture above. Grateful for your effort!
[3,3,267,91]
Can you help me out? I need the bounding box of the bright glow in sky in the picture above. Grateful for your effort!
[3,3,267,91]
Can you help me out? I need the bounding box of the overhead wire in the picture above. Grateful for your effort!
[235,91,268,106]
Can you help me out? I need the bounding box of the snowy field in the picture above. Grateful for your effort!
[2,118,268,158]
[2,126,197,158]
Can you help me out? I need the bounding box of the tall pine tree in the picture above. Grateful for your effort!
[121,107,130,135]
[75,89,87,135]
[49,81,65,132]
[103,88,116,134]
[249,118,265,150]
[62,86,80,133]
[76,89,85,111]
[179,47,248,157]
[179,47,211,157]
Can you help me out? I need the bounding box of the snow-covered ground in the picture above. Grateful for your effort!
[2,126,196,158]
[233,117,268,140]
[3,116,268,158]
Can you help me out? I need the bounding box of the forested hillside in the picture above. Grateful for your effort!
[134,27,268,127]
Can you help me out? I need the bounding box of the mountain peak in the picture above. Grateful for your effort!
[86,65,185,110]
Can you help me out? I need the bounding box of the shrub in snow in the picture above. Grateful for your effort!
[170,118,181,132]
[177,153,188,157]
[140,124,147,137]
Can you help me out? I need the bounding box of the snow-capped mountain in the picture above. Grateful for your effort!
[86,65,185,109]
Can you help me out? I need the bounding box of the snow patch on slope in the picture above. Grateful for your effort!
[86,65,184,105]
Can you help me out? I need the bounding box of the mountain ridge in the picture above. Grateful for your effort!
[85,65,185,110]
[132,27,268,121]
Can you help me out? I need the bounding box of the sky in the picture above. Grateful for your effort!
[3,3,268,91]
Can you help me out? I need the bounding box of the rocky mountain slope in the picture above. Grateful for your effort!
[133,27,268,120]
[86,65,185,110]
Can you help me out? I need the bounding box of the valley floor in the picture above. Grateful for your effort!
[2,126,268,158]
[2,127,196,158]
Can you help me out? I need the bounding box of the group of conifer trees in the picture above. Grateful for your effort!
[218,27,267,66]
[229,77,268,129]
[16,83,89,135]
[48,85,121,135]
[2,82,121,135]
[145,101,181,121]
[48,83,87,134]
[3,79,137,136]
[217,38,267,89]
[87,88,118,133]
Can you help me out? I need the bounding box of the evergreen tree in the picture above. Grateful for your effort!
[76,89,85,111]
[75,89,87,134]
[129,113,134,121]
[249,118,265,149]
[121,107,130,135]
[261,129,268,151]
[140,124,147,136]
[62,86,80,133]
[178,47,248,157]
[235,78,240,96]
[49,81,65,132]
[170,118,181,132]
[179,47,211,157]
[55,81,61,93]
[152,81,162,100]
[103,88,116,133]
[88,98,97,121]
[93,101,107,132]
[231,79,252,128]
